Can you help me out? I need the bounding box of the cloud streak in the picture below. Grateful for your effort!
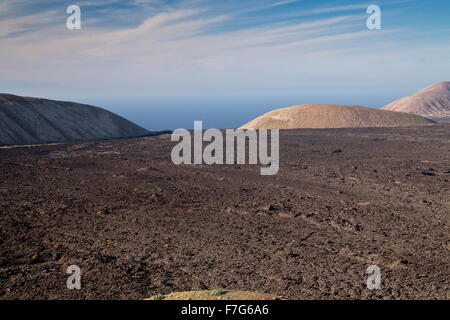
[0,0,449,99]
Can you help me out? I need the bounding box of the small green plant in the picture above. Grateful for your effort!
[152,294,166,300]
[209,288,227,297]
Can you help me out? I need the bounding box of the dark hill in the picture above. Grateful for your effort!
[0,94,150,145]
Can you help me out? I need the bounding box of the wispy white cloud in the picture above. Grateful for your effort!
[0,6,364,60]
[0,0,448,99]
[0,9,61,38]
[308,4,369,14]
[308,0,415,14]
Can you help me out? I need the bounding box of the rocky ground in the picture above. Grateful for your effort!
[0,125,449,300]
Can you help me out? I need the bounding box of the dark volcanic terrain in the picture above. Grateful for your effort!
[0,125,449,300]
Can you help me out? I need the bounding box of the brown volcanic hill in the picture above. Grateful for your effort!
[239,104,434,130]
[381,82,450,119]
[0,93,150,145]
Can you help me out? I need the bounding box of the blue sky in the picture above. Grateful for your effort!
[0,0,449,129]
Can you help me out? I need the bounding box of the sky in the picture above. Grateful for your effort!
[1,0,449,129]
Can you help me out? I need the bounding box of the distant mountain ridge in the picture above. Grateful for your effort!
[381,82,450,119]
[0,94,150,146]
[240,104,435,130]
